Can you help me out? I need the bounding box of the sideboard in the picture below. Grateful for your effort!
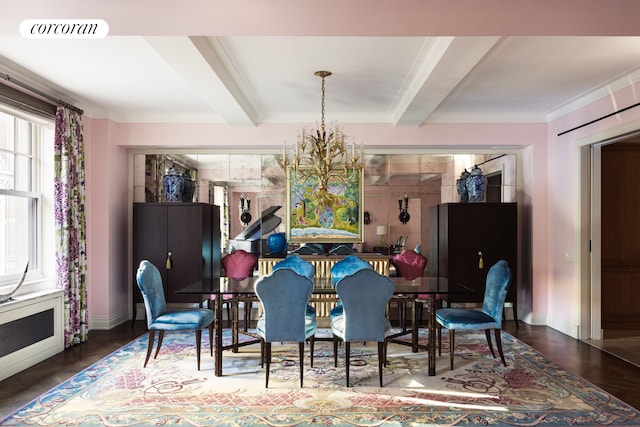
[258,254,390,316]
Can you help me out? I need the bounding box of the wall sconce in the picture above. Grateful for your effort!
[398,193,410,224]
[240,193,252,226]
[376,225,386,246]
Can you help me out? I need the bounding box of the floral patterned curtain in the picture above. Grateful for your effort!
[54,106,88,348]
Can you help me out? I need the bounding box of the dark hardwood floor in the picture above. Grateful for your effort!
[1,320,640,418]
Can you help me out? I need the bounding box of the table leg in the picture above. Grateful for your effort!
[411,297,418,353]
[232,299,239,352]
[214,295,223,377]
[428,294,436,376]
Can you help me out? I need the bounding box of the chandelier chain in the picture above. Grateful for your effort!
[320,74,326,135]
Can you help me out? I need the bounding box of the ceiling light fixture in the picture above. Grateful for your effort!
[281,70,363,201]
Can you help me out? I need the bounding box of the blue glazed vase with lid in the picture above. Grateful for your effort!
[466,165,487,202]
[163,164,184,202]
[456,168,470,203]
[267,232,287,256]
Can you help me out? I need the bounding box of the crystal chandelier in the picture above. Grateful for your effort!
[281,71,363,201]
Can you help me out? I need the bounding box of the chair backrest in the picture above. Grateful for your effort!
[481,260,513,327]
[272,255,315,278]
[330,254,373,286]
[136,260,167,327]
[293,243,324,255]
[334,269,394,342]
[329,244,355,255]
[392,249,427,280]
[254,268,314,342]
[222,249,257,280]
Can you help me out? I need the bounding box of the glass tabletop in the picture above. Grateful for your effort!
[175,276,474,297]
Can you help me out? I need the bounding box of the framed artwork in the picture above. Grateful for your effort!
[286,168,363,243]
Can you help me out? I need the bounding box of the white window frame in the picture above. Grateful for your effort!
[0,106,54,292]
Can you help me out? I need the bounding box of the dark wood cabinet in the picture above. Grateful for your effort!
[133,203,221,318]
[429,203,517,320]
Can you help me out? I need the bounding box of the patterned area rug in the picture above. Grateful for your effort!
[2,329,640,426]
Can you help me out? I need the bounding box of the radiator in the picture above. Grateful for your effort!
[0,290,64,381]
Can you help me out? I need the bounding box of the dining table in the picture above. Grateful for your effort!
[176,275,474,377]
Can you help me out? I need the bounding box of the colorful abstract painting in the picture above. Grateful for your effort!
[286,168,362,243]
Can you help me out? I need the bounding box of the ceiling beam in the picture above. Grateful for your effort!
[144,36,258,126]
[393,36,501,127]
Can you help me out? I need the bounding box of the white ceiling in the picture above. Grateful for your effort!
[1,4,640,127]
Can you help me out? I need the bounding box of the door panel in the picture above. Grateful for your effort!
[601,144,640,330]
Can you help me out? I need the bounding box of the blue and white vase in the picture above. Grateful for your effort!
[163,164,184,202]
[466,165,487,202]
[456,169,470,203]
[181,169,196,202]
[267,232,287,255]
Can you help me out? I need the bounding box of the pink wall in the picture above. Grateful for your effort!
[547,80,640,335]
[85,118,130,327]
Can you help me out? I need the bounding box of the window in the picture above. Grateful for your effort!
[0,108,53,286]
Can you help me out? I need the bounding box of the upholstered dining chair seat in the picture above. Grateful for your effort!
[136,260,214,371]
[435,309,499,330]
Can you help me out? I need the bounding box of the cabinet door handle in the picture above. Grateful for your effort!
[478,251,484,269]
[166,251,172,270]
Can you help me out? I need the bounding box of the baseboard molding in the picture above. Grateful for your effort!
[89,309,129,331]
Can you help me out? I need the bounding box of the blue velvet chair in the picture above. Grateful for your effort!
[329,255,374,318]
[255,268,317,387]
[435,259,513,370]
[272,255,317,317]
[330,268,394,387]
[136,260,214,370]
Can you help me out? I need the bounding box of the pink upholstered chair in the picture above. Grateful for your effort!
[391,249,428,329]
[221,249,258,327]
[222,249,257,280]
[393,249,427,280]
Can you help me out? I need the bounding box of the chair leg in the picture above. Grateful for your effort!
[265,342,272,388]
[345,341,351,387]
[309,336,315,368]
[260,339,265,368]
[154,331,165,360]
[485,329,497,358]
[196,329,202,371]
[208,323,214,357]
[298,342,304,387]
[494,329,507,366]
[144,330,155,367]
[333,335,339,367]
[449,329,455,370]
[438,325,442,356]
[377,341,385,387]
[225,302,231,326]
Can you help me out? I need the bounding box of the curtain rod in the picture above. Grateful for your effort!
[558,101,640,137]
[0,72,84,115]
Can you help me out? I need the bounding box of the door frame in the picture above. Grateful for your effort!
[578,124,640,340]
